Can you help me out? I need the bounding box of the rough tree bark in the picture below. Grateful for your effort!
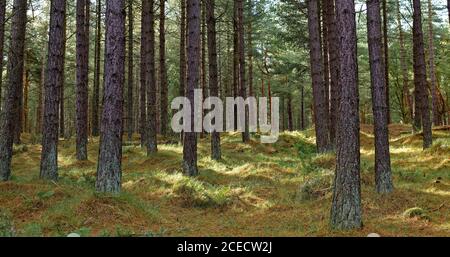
[40,0,66,181]
[36,58,45,134]
[330,0,362,230]
[183,0,200,176]
[92,0,101,137]
[179,0,186,144]
[127,0,134,140]
[412,0,433,149]
[60,14,67,138]
[159,0,168,135]
[367,0,394,194]
[146,0,158,154]
[321,0,330,119]
[307,0,330,153]
[247,1,253,97]
[96,0,125,193]
[206,0,221,160]
[0,0,27,181]
[0,0,5,106]
[76,0,89,160]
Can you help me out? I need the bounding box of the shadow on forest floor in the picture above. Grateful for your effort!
[0,124,449,236]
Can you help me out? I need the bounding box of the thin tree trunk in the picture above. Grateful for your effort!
[36,58,45,134]
[179,0,187,144]
[0,0,6,107]
[325,0,338,146]
[76,0,89,160]
[321,0,330,120]
[382,0,391,124]
[183,0,200,176]
[367,0,393,194]
[60,15,66,138]
[412,0,432,149]
[96,0,125,193]
[427,0,440,126]
[396,0,412,123]
[300,83,305,130]
[237,0,249,142]
[330,0,362,230]
[23,69,29,133]
[127,0,134,140]
[140,0,147,148]
[0,0,27,181]
[308,0,330,153]
[146,0,157,154]
[206,0,221,160]
[92,0,101,137]
[40,0,66,181]
[247,1,253,97]
[159,0,168,135]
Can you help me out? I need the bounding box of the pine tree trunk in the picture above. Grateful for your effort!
[60,16,67,138]
[308,0,330,153]
[40,0,66,181]
[183,0,200,176]
[412,0,433,149]
[23,70,29,133]
[139,0,148,148]
[321,0,330,120]
[330,0,362,230]
[325,0,338,146]
[159,0,168,135]
[36,58,45,134]
[237,0,249,142]
[206,0,221,160]
[146,0,158,154]
[96,0,125,193]
[396,0,412,124]
[382,0,390,124]
[0,0,5,107]
[179,0,187,144]
[92,0,101,137]
[427,0,440,126]
[76,0,89,160]
[0,0,27,181]
[247,1,253,97]
[367,0,394,194]
[127,0,134,140]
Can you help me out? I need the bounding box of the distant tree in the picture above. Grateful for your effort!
[92,0,101,137]
[96,0,125,193]
[160,0,168,135]
[412,0,433,149]
[179,0,187,144]
[0,0,27,181]
[330,0,362,230]
[237,0,249,142]
[146,0,158,154]
[367,0,393,194]
[40,0,66,181]
[382,0,390,124]
[183,0,200,176]
[127,0,134,140]
[140,0,148,148]
[427,0,441,126]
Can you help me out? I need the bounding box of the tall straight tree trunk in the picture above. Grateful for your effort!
[96,0,125,193]
[247,1,253,97]
[325,0,338,146]
[330,0,362,230]
[367,0,393,194]
[23,70,29,133]
[396,0,412,123]
[127,0,134,140]
[427,0,440,126]
[206,0,221,160]
[321,0,330,118]
[92,0,101,137]
[0,0,27,181]
[0,0,6,106]
[179,0,187,144]
[159,0,168,135]
[237,0,249,142]
[412,0,433,149]
[382,0,390,124]
[183,0,200,176]
[146,0,157,154]
[140,0,148,148]
[76,0,89,160]
[288,94,293,131]
[36,58,45,134]
[307,0,330,153]
[60,15,67,138]
[40,0,66,181]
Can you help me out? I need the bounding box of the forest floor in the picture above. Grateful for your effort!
[0,124,449,237]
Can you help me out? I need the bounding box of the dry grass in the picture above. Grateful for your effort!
[0,125,449,237]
